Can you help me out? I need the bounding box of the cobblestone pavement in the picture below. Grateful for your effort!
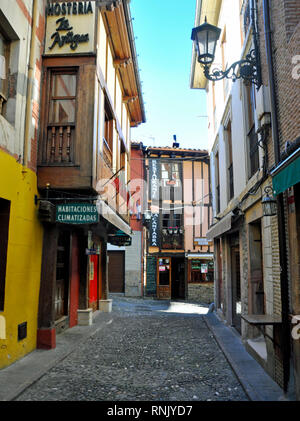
[16,297,249,401]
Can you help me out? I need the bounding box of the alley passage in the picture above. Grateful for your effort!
[16,297,248,401]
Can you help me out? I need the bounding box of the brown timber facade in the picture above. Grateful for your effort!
[144,146,214,303]
[36,0,145,349]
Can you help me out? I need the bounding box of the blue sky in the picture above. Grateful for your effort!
[130,0,208,150]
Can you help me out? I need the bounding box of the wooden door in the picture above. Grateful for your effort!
[89,254,98,311]
[108,251,124,293]
[231,245,241,333]
[157,258,171,299]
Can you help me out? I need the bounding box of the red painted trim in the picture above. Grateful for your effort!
[37,328,56,349]
[89,255,98,306]
[16,0,32,25]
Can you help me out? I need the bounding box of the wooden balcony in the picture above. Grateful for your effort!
[40,124,75,165]
[161,228,184,250]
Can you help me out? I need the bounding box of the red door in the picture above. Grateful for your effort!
[89,255,98,311]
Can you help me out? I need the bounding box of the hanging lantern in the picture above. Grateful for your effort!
[262,186,277,216]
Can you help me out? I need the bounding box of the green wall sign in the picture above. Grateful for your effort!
[56,203,99,224]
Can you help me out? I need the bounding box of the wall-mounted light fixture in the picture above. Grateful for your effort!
[191,13,261,87]
[143,209,152,227]
[262,186,277,216]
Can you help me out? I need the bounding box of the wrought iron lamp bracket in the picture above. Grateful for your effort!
[203,49,261,87]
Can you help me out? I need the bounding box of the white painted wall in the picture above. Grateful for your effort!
[205,0,262,216]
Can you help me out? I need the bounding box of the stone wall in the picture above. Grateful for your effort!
[187,283,214,305]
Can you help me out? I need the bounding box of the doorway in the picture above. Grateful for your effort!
[55,231,70,325]
[229,232,241,333]
[231,244,241,333]
[89,254,99,311]
[249,220,264,316]
[108,251,125,293]
[0,198,10,311]
[171,257,185,299]
[157,257,171,299]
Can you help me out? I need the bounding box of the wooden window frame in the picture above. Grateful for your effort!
[188,259,214,284]
[48,68,78,126]
[225,120,234,201]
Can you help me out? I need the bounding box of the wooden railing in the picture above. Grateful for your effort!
[42,124,75,164]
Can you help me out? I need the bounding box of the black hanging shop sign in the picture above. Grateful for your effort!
[108,230,132,247]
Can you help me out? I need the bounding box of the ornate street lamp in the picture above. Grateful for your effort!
[191,17,261,87]
[262,186,277,216]
[191,18,221,66]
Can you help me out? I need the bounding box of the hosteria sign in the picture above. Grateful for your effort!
[56,203,99,224]
[45,2,95,55]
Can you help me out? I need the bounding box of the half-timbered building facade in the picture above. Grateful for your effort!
[144,145,214,303]
[37,0,145,349]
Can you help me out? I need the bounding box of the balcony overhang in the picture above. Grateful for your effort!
[206,211,234,240]
[97,199,132,237]
[186,253,214,260]
[100,0,146,126]
[271,146,300,196]
[190,0,222,90]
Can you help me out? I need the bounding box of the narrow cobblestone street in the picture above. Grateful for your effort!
[16,297,248,401]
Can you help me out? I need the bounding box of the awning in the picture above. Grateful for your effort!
[271,148,300,196]
[186,253,214,260]
[96,200,132,236]
[206,212,233,240]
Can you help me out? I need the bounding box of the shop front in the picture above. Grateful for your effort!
[186,253,214,304]
[156,256,185,300]
[37,198,131,349]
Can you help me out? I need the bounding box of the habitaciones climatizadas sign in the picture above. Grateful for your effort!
[44,1,96,55]
[56,203,99,224]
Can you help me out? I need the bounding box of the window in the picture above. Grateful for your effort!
[161,162,182,202]
[161,211,183,250]
[215,151,220,214]
[45,69,77,164]
[0,198,10,311]
[49,71,77,124]
[188,260,214,283]
[240,0,251,41]
[245,83,259,178]
[103,96,114,167]
[0,32,9,115]
[225,120,234,201]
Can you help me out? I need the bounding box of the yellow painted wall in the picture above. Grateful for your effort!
[0,150,43,369]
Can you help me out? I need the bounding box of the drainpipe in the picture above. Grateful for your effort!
[23,0,38,169]
[263,0,291,395]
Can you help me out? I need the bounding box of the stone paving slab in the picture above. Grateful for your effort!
[203,312,288,401]
[0,311,112,401]
[13,298,249,401]
[0,297,293,402]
